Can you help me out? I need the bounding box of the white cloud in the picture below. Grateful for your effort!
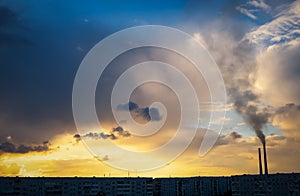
[193,33,209,48]
[236,0,271,20]
[254,38,300,106]
[236,6,257,19]
[239,1,300,106]
[76,45,84,52]
[244,0,300,46]
[248,0,270,11]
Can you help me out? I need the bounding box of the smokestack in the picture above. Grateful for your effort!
[258,148,263,175]
[263,143,268,175]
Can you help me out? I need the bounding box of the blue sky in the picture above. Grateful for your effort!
[0,0,298,141]
[0,0,297,145]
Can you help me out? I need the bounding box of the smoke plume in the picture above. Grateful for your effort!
[193,25,270,144]
[229,88,270,144]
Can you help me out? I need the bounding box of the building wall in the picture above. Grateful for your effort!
[0,177,153,196]
[153,177,231,196]
[0,173,299,196]
[231,173,300,196]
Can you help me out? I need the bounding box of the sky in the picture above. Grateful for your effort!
[0,0,300,177]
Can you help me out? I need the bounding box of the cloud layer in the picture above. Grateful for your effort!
[117,101,162,122]
[73,126,131,141]
[0,141,49,154]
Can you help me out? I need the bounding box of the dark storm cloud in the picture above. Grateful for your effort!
[117,101,162,122]
[228,131,242,139]
[117,102,139,111]
[112,126,131,137]
[73,134,81,142]
[73,132,111,140]
[224,131,243,141]
[0,141,49,154]
[73,126,130,141]
[214,131,243,146]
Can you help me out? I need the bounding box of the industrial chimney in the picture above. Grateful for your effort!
[258,148,263,175]
[263,143,268,175]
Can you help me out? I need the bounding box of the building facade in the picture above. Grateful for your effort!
[0,177,153,196]
[0,173,299,196]
[231,173,300,196]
